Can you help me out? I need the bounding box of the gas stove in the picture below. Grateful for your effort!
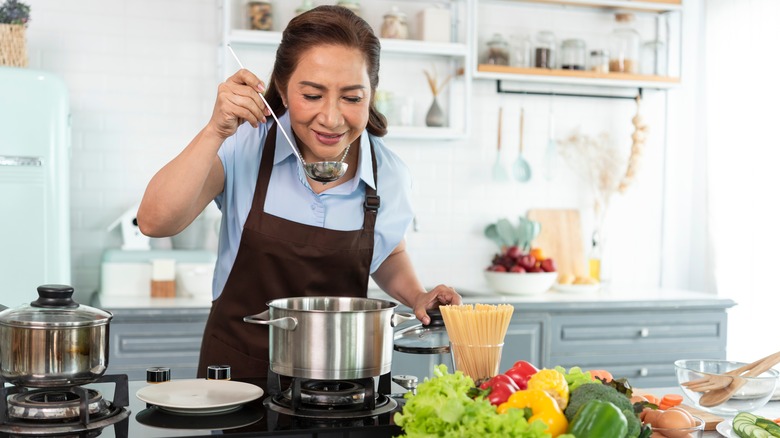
[0,374,403,438]
[0,374,130,437]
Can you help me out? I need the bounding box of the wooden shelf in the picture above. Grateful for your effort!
[475,64,680,89]
[498,0,682,13]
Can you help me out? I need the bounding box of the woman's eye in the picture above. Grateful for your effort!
[344,96,363,103]
[303,95,321,101]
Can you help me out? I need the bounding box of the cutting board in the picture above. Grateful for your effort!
[678,404,725,431]
[527,209,586,277]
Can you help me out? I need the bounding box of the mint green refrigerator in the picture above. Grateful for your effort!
[0,67,71,307]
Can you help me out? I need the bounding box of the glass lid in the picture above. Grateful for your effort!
[0,284,112,328]
[393,309,450,354]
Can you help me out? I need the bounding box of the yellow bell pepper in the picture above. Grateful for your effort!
[497,389,568,437]
[527,368,570,410]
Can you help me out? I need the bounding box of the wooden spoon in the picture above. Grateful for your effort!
[698,353,780,407]
[683,351,780,392]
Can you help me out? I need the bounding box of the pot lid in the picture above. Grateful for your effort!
[393,309,450,354]
[0,284,112,328]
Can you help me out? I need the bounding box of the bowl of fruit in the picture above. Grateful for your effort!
[485,245,557,295]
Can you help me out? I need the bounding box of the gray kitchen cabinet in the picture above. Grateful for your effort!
[105,308,209,381]
[548,310,728,387]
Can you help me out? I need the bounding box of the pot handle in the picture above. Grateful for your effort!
[391,312,416,327]
[243,310,298,331]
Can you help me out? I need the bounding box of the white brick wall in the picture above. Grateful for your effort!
[22,0,673,302]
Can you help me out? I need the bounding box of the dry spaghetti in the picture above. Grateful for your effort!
[440,304,514,381]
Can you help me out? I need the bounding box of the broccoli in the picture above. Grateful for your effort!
[564,382,641,438]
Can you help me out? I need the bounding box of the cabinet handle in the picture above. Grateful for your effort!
[639,328,649,337]
[639,367,649,377]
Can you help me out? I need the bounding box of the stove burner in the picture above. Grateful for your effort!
[8,388,108,422]
[264,372,398,419]
[0,374,131,437]
[292,380,366,407]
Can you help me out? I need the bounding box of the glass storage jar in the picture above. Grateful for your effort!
[485,33,510,66]
[336,0,361,17]
[247,1,273,31]
[589,49,609,73]
[511,34,533,68]
[380,6,408,39]
[609,13,640,73]
[560,39,586,70]
[641,40,667,75]
[534,30,556,68]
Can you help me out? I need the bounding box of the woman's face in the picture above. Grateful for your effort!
[284,44,371,163]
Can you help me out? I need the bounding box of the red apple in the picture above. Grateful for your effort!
[527,266,543,273]
[506,245,523,260]
[540,258,557,272]
[509,265,526,273]
[518,255,537,270]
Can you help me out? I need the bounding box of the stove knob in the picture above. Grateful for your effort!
[207,364,232,380]
[392,374,418,395]
[147,367,171,384]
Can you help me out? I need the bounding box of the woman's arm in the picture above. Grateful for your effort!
[372,239,462,324]
[137,69,270,237]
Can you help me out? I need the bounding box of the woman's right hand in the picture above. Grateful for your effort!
[207,69,272,139]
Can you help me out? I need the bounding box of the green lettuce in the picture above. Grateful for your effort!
[394,364,575,438]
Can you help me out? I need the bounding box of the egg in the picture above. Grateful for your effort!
[667,407,696,424]
[656,409,696,438]
[642,408,662,425]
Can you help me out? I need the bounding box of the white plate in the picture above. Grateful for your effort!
[553,283,601,294]
[716,419,737,437]
[136,379,264,415]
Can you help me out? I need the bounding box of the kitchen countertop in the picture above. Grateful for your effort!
[93,287,735,312]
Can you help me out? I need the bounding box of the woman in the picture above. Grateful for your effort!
[137,5,461,381]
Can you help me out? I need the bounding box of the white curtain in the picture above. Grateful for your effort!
[705,0,780,360]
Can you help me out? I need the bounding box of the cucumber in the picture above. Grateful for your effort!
[756,418,780,437]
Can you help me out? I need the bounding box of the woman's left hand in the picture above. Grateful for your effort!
[412,284,462,325]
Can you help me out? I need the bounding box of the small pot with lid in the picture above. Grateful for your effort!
[0,284,113,388]
[393,308,450,355]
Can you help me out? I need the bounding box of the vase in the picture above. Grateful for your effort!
[425,96,446,127]
[0,24,28,67]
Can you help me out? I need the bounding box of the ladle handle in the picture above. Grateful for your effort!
[226,45,304,164]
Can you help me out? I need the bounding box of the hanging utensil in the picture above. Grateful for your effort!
[543,104,557,181]
[512,107,531,182]
[226,45,348,185]
[492,107,510,182]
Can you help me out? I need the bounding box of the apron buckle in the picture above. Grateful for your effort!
[364,194,381,211]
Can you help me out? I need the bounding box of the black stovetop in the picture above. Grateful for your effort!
[1,378,403,438]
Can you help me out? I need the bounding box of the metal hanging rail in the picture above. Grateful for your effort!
[496,80,643,100]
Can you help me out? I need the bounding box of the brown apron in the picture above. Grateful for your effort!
[196,124,380,383]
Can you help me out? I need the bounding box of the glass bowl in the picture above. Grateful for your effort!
[649,414,704,438]
[675,359,779,416]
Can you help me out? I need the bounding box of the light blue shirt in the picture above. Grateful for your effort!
[212,113,414,299]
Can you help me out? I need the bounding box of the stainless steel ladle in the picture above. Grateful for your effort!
[227,45,349,184]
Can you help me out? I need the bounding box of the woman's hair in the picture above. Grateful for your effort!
[264,5,387,137]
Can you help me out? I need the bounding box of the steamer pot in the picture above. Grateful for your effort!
[243,296,415,380]
[0,285,112,388]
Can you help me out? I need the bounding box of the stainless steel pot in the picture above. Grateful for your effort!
[243,296,415,380]
[0,284,113,388]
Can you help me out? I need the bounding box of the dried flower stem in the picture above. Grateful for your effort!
[423,65,452,96]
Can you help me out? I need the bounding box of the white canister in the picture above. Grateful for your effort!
[416,6,451,43]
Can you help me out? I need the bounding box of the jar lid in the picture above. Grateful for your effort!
[207,365,232,380]
[393,309,450,354]
[384,5,406,19]
[590,49,606,56]
[487,33,508,45]
[562,39,585,48]
[0,285,112,328]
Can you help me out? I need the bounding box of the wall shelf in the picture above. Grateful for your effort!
[500,0,682,13]
[476,64,680,89]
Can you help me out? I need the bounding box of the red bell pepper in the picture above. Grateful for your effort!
[479,375,519,406]
[504,360,539,390]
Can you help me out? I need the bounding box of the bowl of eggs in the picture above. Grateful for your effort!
[641,407,704,438]
[675,359,779,416]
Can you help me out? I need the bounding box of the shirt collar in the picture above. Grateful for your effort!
[272,113,376,191]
